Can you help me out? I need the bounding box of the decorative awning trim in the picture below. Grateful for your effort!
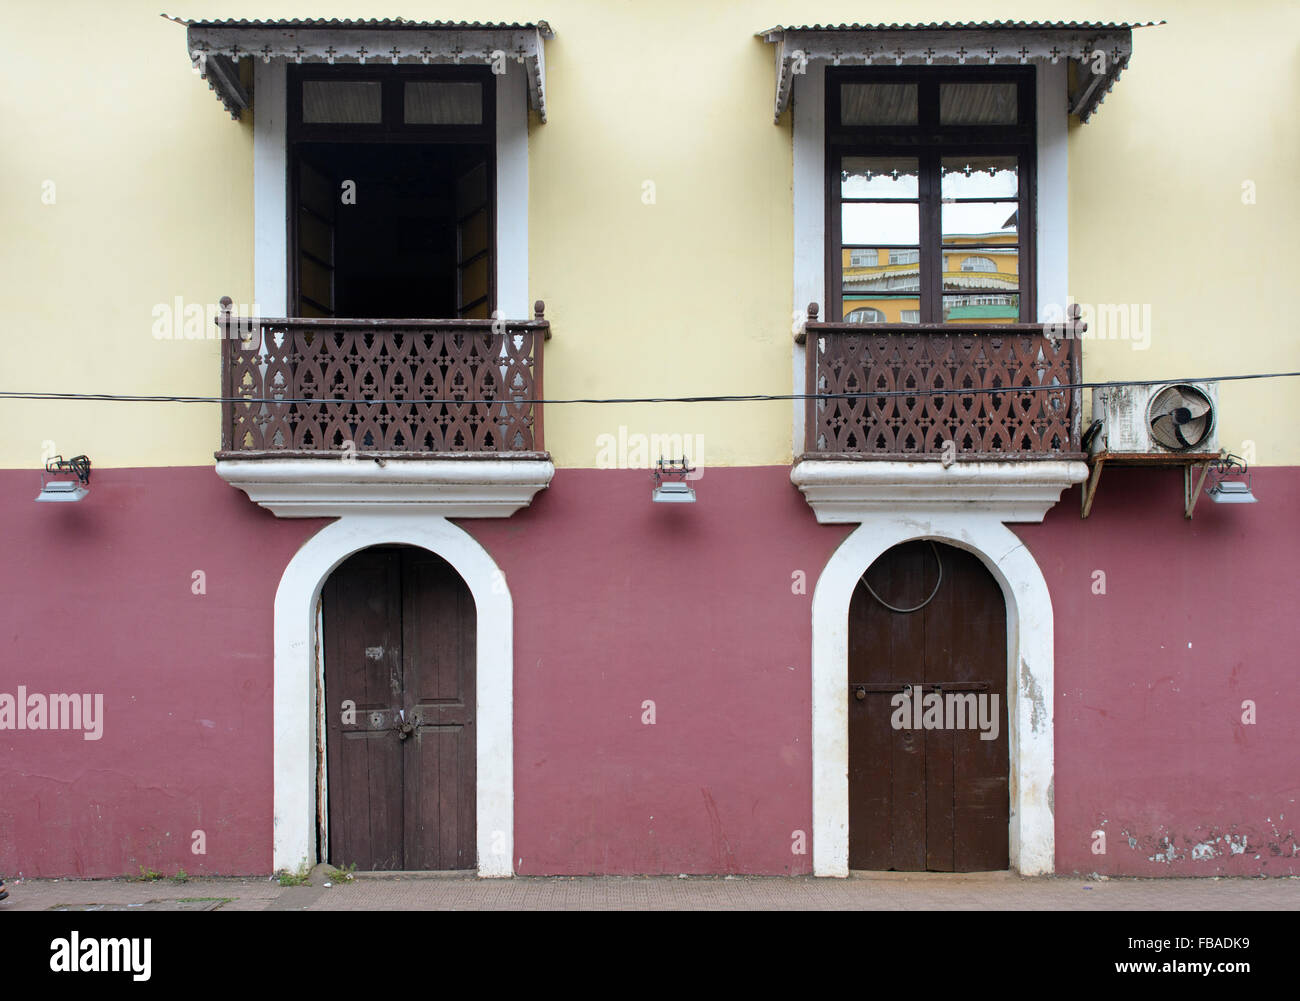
[165,15,554,122]
[757,21,1164,124]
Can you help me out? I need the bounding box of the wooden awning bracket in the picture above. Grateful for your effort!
[1080,449,1223,520]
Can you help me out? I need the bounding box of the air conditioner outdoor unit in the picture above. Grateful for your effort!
[1090,382,1219,455]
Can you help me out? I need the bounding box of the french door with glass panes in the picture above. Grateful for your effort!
[826,68,1035,324]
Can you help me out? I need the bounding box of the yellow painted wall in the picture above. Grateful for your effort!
[1,1,1296,468]
[1065,2,1300,468]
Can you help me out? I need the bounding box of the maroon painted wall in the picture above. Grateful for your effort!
[1,463,1296,878]
[0,467,325,878]
[467,468,850,875]
[1015,466,1300,877]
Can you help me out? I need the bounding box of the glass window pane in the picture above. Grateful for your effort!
[457,161,488,205]
[843,248,921,295]
[299,210,332,265]
[941,157,1018,198]
[300,256,333,307]
[942,202,1018,242]
[944,248,1019,291]
[939,82,1018,124]
[841,296,921,324]
[460,255,489,306]
[460,209,489,259]
[843,202,918,245]
[841,157,919,198]
[404,81,483,124]
[841,83,918,125]
[943,293,1020,322]
[302,81,382,123]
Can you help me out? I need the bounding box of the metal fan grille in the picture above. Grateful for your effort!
[1148,384,1213,451]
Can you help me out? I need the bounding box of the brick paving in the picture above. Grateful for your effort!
[3,871,1297,911]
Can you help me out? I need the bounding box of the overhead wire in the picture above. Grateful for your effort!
[0,369,1297,408]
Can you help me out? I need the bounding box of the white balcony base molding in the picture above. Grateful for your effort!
[215,457,555,518]
[790,459,1089,524]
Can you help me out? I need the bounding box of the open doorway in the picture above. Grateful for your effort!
[288,67,495,320]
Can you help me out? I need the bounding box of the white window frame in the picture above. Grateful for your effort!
[253,59,530,319]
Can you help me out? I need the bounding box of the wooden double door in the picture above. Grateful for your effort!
[322,546,476,870]
[848,541,1009,872]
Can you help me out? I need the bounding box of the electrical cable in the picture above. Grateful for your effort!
[859,541,943,613]
[0,370,1296,408]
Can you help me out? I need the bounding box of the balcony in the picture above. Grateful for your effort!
[798,304,1083,461]
[791,304,1089,523]
[213,299,554,518]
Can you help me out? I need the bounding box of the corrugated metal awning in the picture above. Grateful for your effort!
[164,15,554,122]
[757,20,1164,123]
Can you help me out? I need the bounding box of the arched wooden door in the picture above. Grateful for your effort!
[848,540,1008,871]
[322,545,476,870]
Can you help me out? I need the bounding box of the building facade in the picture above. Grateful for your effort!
[1,0,1296,879]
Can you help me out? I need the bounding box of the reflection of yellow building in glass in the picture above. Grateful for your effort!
[841,231,1019,323]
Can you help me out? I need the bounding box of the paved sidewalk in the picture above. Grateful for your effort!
[3,870,1298,910]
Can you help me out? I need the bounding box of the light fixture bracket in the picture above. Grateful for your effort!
[36,454,92,503]
[46,454,92,485]
[652,456,696,504]
[1206,452,1257,504]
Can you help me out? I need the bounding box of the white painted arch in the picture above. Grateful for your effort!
[273,514,513,876]
[810,511,1057,877]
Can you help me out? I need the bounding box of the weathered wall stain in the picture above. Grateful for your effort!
[1020,658,1047,735]
[700,787,739,875]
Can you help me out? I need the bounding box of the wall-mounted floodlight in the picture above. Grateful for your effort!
[652,457,695,504]
[36,455,91,503]
[1207,453,1257,505]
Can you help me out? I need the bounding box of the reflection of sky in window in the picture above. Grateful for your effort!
[941,164,1018,198]
[942,202,1017,239]
[842,171,919,198]
[841,157,919,198]
[840,158,1019,245]
[843,203,918,245]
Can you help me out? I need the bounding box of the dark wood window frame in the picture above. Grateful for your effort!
[286,65,497,318]
[826,66,1036,323]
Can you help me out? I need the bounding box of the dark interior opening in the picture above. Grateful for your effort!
[294,142,492,319]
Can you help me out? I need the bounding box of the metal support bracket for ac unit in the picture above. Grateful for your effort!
[1080,450,1221,520]
[1080,457,1105,520]
[1184,460,1215,519]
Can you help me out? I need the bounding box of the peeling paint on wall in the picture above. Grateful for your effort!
[1115,824,1296,870]
[1019,658,1047,734]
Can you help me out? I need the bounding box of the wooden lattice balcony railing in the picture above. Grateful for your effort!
[217,299,550,459]
[797,304,1083,460]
